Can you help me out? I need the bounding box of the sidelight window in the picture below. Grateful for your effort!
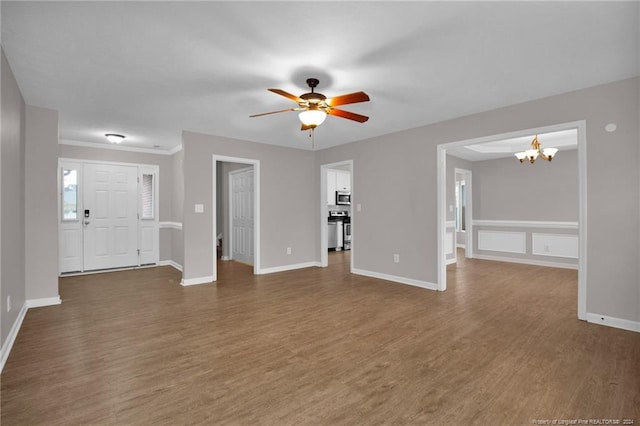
[455,180,466,232]
[62,168,78,220]
[141,173,154,219]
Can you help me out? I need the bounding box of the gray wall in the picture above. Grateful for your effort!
[25,105,59,300]
[317,77,639,323]
[1,49,26,346]
[182,131,316,280]
[471,150,579,266]
[58,144,179,264]
[473,149,578,221]
[315,129,439,283]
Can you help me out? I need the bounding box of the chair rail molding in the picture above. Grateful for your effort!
[159,221,183,230]
[473,219,578,229]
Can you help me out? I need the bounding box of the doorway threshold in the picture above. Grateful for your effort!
[59,264,158,277]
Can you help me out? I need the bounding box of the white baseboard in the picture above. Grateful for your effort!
[26,296,62,308]
[456,244,466,249]
[180,276,214,286]
[0,302,28,373]
[258,261,321,275]
[221,256,231,261]
[586,313,640,333]
[473,254,578,270]
[351,268,439,291]
[159,260,183,272]
[446,258,457,265]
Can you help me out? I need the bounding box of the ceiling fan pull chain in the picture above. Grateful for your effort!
[309,128,316,150]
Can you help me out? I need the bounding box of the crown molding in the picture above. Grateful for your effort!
[59,139,182,156]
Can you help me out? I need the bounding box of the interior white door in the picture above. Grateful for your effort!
[83,163,139,271]
[230,168,254,265]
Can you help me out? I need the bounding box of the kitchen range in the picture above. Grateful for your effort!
[326,167,352,252]
[328,210,351,251]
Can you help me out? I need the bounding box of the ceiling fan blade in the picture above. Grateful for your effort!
[327,108,369,123]
[327,91,370,107]
[250,108,297,118]
[268,88,303,103]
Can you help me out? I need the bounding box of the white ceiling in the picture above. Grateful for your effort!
[447,128,578,162]
[2,1,638,152]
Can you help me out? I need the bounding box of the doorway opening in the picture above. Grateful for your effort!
[212,156,260,281]
[437,121,587,321]
[320,160,354,271]
[454,168,472,261]
[228,166,255,265]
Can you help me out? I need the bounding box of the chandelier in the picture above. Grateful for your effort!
[514,135,558,163]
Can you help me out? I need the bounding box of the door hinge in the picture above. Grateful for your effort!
[137,249,140,255]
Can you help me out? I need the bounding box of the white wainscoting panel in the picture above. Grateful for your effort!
[445,231,454,256]
[532,233,579,258]
[477,230,526,254]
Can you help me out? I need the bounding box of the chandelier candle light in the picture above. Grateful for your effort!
[514,135,558,164]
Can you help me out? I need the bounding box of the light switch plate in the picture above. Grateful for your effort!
[195,204,204,213]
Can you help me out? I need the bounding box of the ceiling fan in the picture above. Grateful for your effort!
[250,78,370,131]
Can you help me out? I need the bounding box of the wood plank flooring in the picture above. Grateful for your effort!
[2,252,639,425]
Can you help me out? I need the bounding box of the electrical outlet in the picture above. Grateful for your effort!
[286,247,292,255]
[544,244,550,253]
[393,254,400,263]
[7,295,11,313]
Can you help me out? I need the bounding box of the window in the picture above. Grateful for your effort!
[62,168,78,220]
[141,173,154,219]
[455,180,466,232]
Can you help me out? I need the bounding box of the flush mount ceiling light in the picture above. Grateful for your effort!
[105,133,125,144]
[514,135,558,164]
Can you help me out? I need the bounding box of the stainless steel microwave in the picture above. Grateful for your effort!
[336,191,351,205]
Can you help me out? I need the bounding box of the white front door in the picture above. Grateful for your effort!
[83,163,139,271]
[230,167,254,265]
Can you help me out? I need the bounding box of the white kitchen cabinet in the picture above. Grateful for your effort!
[336,170,350,191]
[326,169,351,205]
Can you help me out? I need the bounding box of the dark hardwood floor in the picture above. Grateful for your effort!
[2,251,639,425]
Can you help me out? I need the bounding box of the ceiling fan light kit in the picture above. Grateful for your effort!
[298,109,327,128]
[515,135,558,164]
[251,78,370,134]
